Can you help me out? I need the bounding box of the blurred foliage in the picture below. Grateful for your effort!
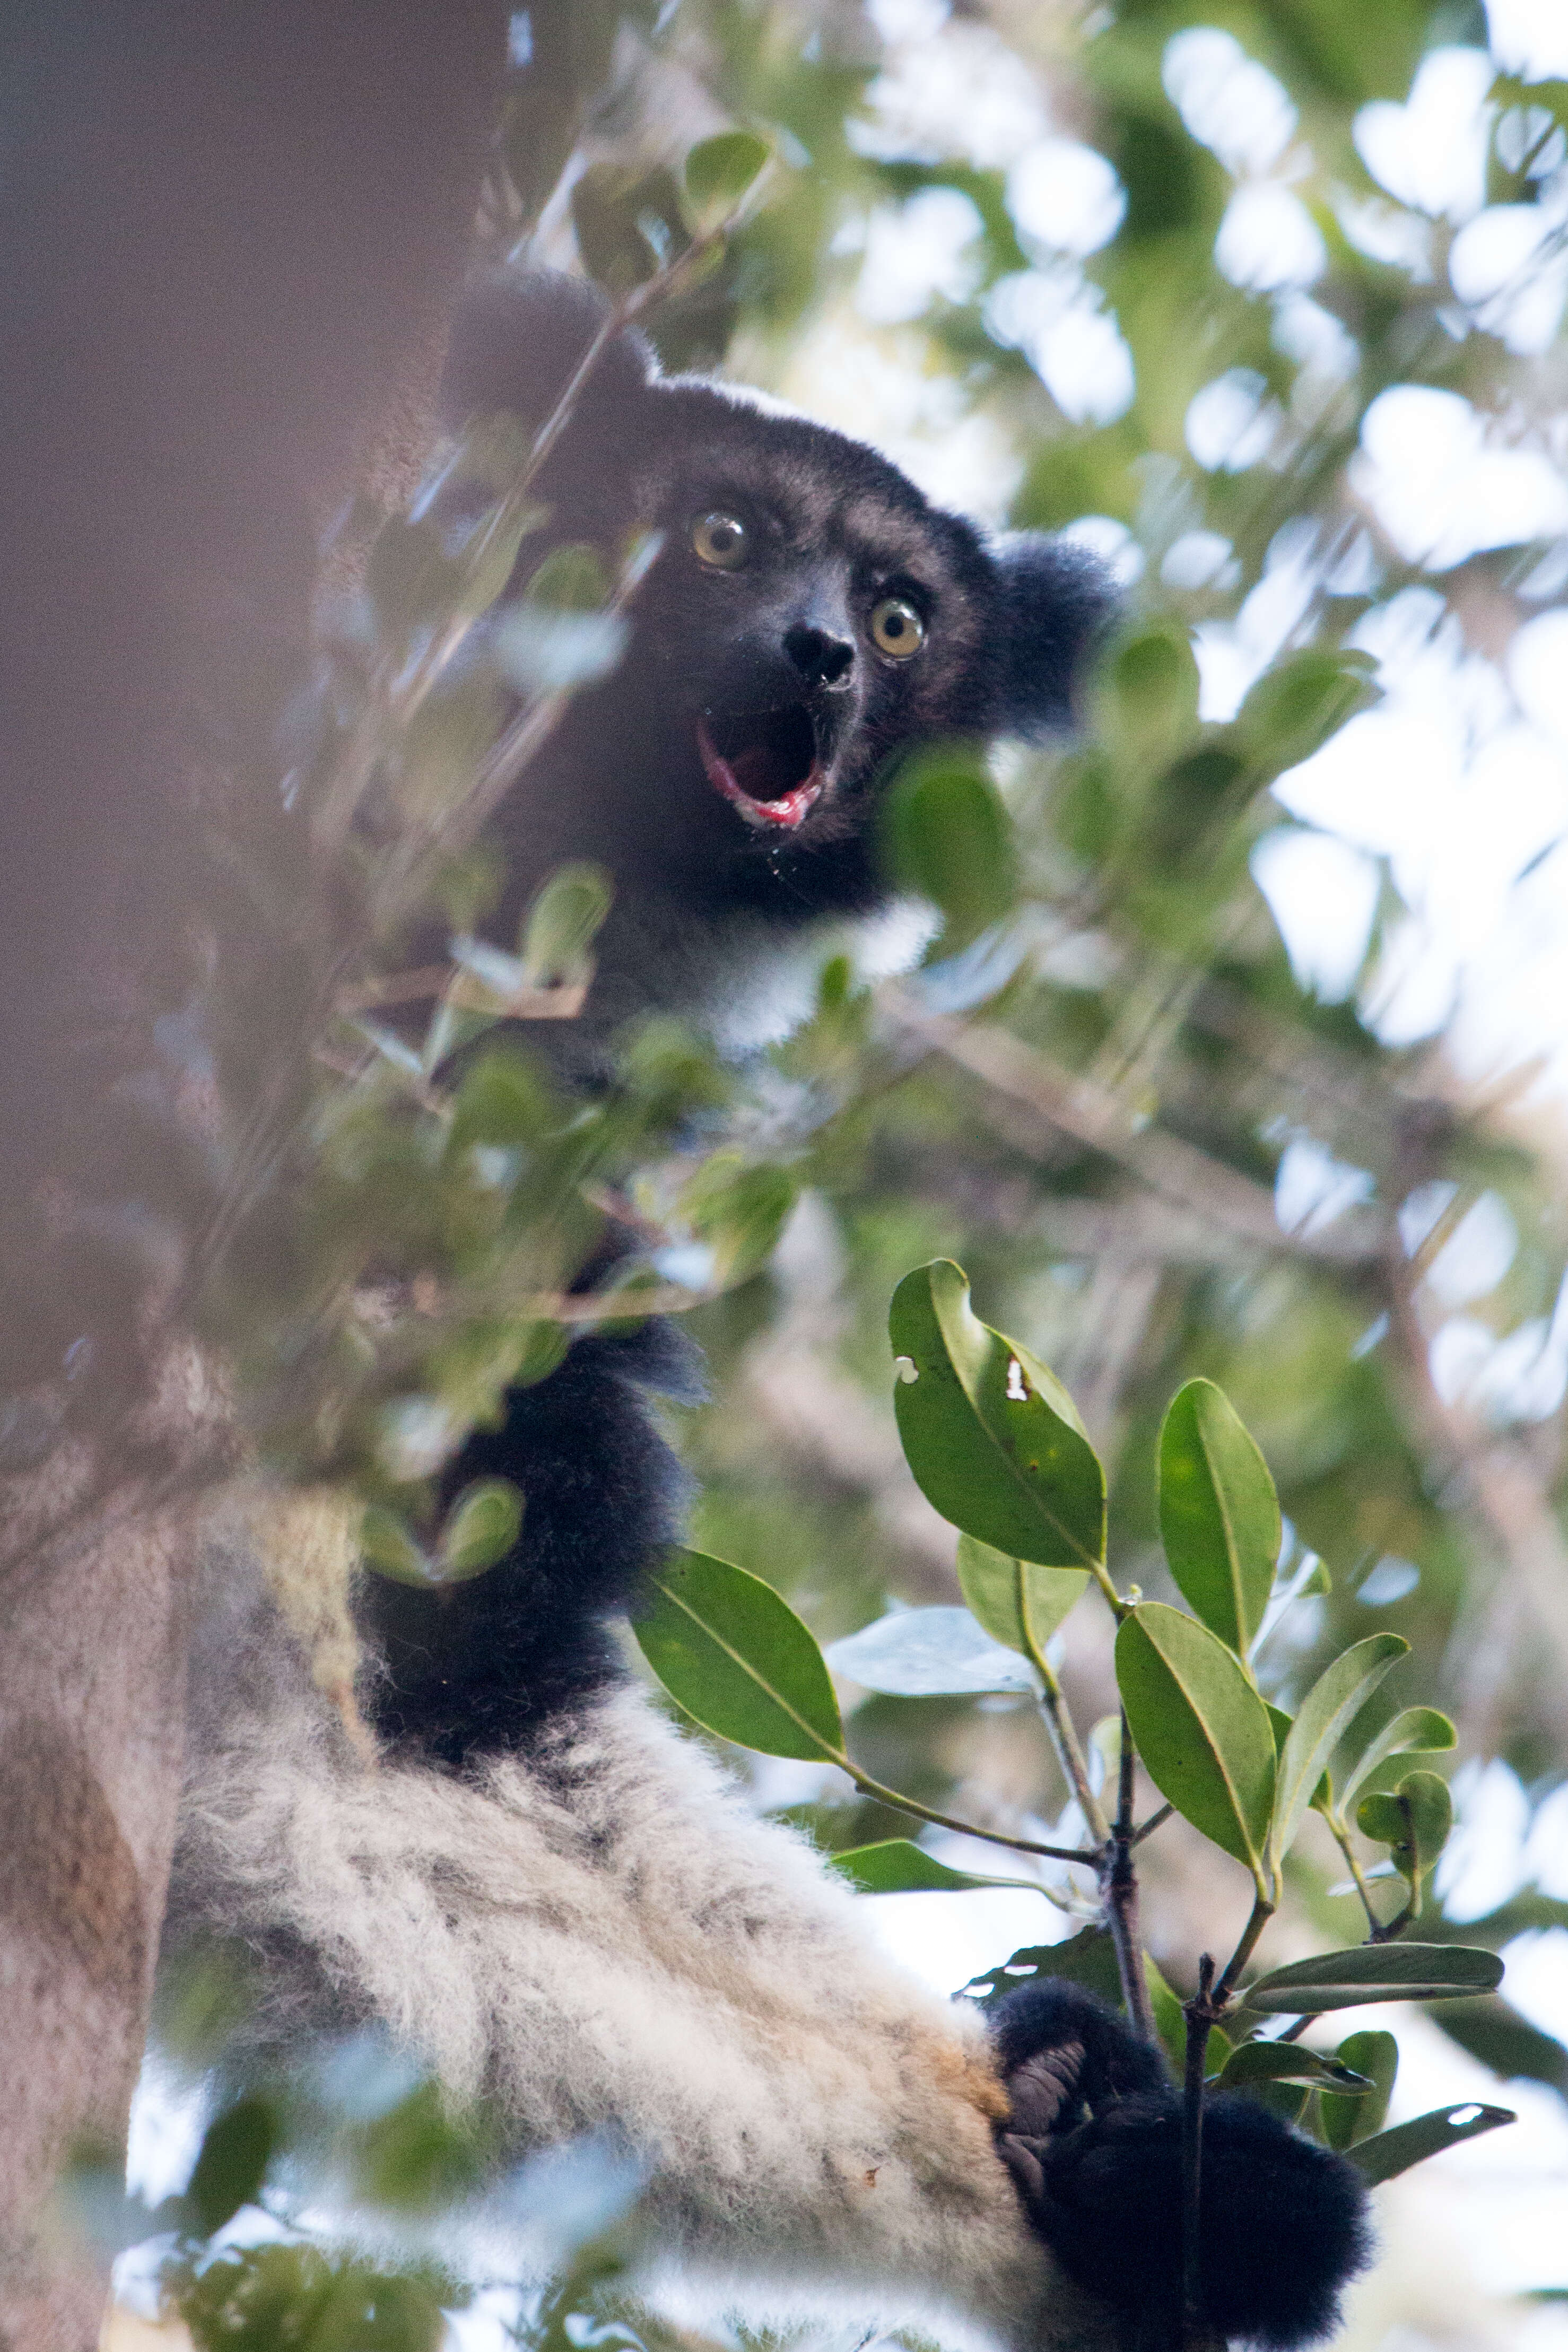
[93,0,1568,2337]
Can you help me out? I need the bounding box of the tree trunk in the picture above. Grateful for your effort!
[0,8,507,2340]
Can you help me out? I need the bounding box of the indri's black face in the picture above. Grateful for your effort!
[441,275,1112,934]
[539,385,1006,920]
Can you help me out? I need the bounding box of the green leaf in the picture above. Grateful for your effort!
[1319,2029,1399,2150]
[829,1839,1043,1894]
[360,1505,434,1588]
[186,2096,278,2238]
[683,1155,797,1287]
[437,1479,525,1581]
[1337,1706,1457,1818]
[452,500,537,628]
[683,130,772,227]
[1239,1942,1505,2014]
[1094,623,1201,774]
[1157,1380,1280,1655]
[518,863,613,989]
[1114,1602,1277,1880]
[631,1548,844,1761]
[881,749,1018,943]
[890,1261,1105,1570]
[960,1926,1122,2012]
[1213,2043,1372,2096]
[571,163,663,293]
[1234,648,1380,780]
[1348,2102,1515,2185]
[956,1535,1088,1660]
[1271,1634,1408,1870]
[446,1046,557,1156]
[1357,1771,1453,1887]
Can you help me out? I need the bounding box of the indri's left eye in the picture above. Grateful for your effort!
[869,596,926,659]
[691,511,748,569]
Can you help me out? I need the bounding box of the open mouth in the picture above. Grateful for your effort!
[696,707,825,830]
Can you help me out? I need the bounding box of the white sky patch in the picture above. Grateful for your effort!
[1354,384,1568,569]
[1273,1133,1376,1237]
[855,187,985,325]
[852,11,1048,169]
[1215,183,1327,291]
[1510,607,1568,749]
[1161,529,1237,591]
[1273,293,1361,384]
[1161,28,1299,177]
[1353,47,1496,223]
[983,268,1134,425]
[1486,0,1568,80]
[1193,521,1318,719]
[1184,367,1281,473]
[861,1876,1073,1996]
[1006,138,1125,258]
[1450,198,1568,354]
[1424,1189,1519,1308]
[1251,827,1381,1000]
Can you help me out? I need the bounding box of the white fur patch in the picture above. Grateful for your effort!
[170,1599,1113,2350]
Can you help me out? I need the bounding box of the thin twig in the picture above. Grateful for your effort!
[839,1758,1097,1866]
[1180,1953,1216,2349]
[1132,1801,1175,1844]
[1104,1708,1156,2042]
[1330,1819,1389,1940]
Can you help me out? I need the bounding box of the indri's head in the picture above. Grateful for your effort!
[442,273,1112,928]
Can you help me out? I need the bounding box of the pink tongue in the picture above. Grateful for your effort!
[698,719,823,830]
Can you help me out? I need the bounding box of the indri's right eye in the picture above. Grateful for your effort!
[690,511,749,569]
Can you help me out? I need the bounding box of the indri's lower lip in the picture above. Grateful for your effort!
[696,716,824,830]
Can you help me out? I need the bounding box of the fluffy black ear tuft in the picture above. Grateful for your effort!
[989,532,1118,738]
[440,269,657,435]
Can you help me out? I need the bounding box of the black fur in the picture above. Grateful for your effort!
[357,1320,701,1766]
[988,1985,1372,2349]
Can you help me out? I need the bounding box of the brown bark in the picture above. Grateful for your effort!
[0,7,508,2341]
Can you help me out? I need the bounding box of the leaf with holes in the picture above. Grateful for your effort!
[1115,1602,1276,1883]
[890,1261,1104,1570]
[631,1548,843,1762]
[1157,1379,1280,1656]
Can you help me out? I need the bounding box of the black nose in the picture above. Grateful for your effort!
[784,623,854,689]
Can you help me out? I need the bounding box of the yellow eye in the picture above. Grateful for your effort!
[691,511,748,569]
[869,596,926,659]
